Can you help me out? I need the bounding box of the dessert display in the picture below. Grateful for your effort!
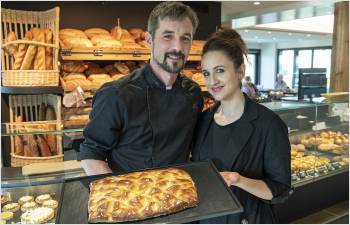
[0,193,59,224]
[88,168,199,223]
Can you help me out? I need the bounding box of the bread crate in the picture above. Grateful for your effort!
[5,94,63,167]
[1,7,60,86]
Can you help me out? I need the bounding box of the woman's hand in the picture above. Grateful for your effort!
[220,171,240,187]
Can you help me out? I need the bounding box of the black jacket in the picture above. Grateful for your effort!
[192,94,292,223]
[78,63,203,172]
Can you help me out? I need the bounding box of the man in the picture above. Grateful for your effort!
[78,1,203,175]
[274,74,289,92]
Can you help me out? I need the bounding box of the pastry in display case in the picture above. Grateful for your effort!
[1,184,62,224]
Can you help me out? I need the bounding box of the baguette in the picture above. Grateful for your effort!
[20,44,37,70]
[44,28,53,70]
[45,106,57,155]
[35,134,52,157]
[13,32,32,70]
[14,135,24,156]
[6,31,18,55]
[33,29,46,70]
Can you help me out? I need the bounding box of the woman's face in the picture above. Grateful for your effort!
[201,50,244,101]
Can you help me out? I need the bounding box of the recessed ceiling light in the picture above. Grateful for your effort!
[273,37,277,40]
[244,30,249,33]
[254,2,261,5]
[268,31,272,34]
[288,33,292,36]
[254,36,258,39]
[307,34,312,37]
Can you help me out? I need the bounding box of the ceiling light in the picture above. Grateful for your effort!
[288,33,292,36]
[307,34,312,37]
[273,37,277,40]
[268,31,272,34]
[254,2,261,5]
[244,30,249,33]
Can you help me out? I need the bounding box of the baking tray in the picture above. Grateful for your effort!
[58,160,243,223]
[1,183,64,224]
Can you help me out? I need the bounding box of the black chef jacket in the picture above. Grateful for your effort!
[192,94,292,223]
[78,63,203,172]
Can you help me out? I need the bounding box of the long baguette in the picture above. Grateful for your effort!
[33,29,46,70]
[13,31,32,70]
[44,28,53,70]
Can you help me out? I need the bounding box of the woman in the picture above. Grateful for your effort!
[192,29,292,223]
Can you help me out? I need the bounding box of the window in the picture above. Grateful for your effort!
[245,49,260,84]
[277,47,332,90]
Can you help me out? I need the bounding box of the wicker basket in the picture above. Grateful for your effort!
[1,7,60,86]
[7,94,63,167]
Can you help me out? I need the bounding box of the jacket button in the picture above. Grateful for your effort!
[241,219,248,224]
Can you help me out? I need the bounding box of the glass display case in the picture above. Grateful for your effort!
[262,101,349,185]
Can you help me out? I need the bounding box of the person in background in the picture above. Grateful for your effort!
[192,28,292,223]
[241,76,258,99]
[274,74,289,92]
[79,1,203,175]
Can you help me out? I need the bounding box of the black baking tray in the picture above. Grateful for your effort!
[1,183,64,224]
[58,160,243,223]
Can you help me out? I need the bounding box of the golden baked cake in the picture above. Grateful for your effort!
[42,200,58,209]
[21,207,54,224]
[88,167,199,223]
[2,203,20,212]
[21,201,38,212]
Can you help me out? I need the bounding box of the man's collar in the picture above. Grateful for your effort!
[143,63,182,90]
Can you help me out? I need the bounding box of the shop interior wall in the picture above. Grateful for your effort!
[2,1,221,40]
[1,1,221,167]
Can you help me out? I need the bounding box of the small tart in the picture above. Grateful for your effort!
[1,211,13,220]
[21,207,55,224]
[21,201,38,212]
[35,194,52,204]
[2,203,20,212]
[18,195,34,205]
[42,199,58,209]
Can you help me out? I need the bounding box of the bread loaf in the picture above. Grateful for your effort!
[45,106,57,155]
[6,31,18,56]
[59,28,87,40]
[44,28,53,70]
[20,35,37,70]
[87,74,111,81]
[63,73,87,81]
[62,37,93,49]
[94,39,123,48]
[61,61,87,73]
[35,134,52,157]
[13,32,32,70]
[84,28,110,39]
[111,26,123,41]
[128,28,144,40]
[90,34,113,44]
[85,67,107,76]
[114,62,130,75]
[14,135,24,156]
[33,29,46,70]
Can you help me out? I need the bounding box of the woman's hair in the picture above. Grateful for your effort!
[202,28,248,70]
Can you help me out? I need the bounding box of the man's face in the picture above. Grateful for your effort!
[278,75,283,82]
[150,17,193,74]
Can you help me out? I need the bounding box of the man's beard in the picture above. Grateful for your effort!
[154,50,186,74]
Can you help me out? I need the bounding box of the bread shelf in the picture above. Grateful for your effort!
[60,48,202,61]
[1,86,63,95]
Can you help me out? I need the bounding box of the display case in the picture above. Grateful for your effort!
[262,101,349,185]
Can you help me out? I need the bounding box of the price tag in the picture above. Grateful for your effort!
[317,166,327,174]
[291,174,299,181]
[298,171,306,178]
[306,169,316,176]
[331,162,341,169]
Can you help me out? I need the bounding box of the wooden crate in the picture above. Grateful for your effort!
[1,7,60,86]
[6,94,63,167]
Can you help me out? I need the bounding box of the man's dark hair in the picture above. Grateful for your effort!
[147,1,199,39]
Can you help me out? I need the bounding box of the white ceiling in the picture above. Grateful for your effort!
[221,1,339,44]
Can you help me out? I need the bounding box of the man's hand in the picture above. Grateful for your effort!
[81,159,112,176]
[220,171,240,187]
